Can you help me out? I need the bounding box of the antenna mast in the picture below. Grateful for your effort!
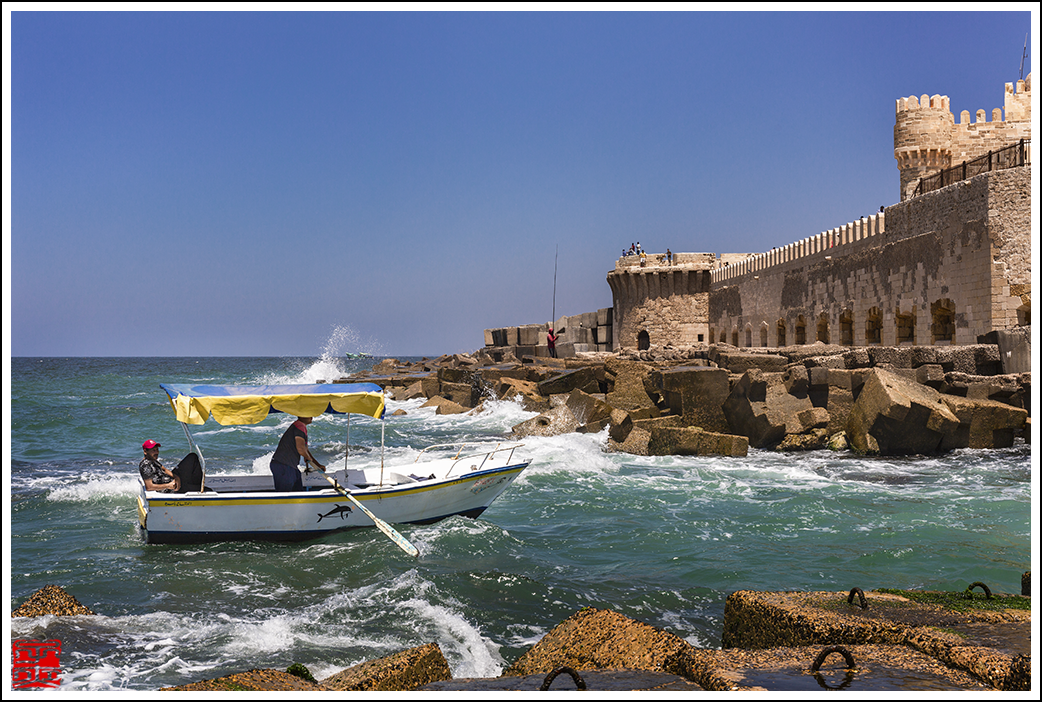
[1020,33,1027,80]
[552,245,558,324]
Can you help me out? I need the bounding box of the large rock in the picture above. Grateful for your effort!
[420,396,469,415]
[537,367,601,396]
[321,643,452,692]
[654,366,730,433]
[979,328,1031,374]
[714,352,788,374]
[439,381,478,408]
[390,380,425,401]
[845,368,960,455]
[607,407,635,443]
[720,589,1030,691]
[494,377,550,412]
[564,389,615,433]
[933,344,1003,375]
[511,404,580,438]
[164,669,329,691]
[777,343,850,364]
[646,426,748,457]
[722,369,814,449]
[604,358,657,411]
[942,373,1029,409]
[476,363,529,384]
[502,608,694,677]
[12,585,95,617]
[613,426,652,455]
[938,395,1029,450]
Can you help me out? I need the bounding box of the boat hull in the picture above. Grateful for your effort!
[138,461,528,545]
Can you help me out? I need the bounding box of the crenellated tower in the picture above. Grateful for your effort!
[894,94,954,202]
[894,74,1031,201]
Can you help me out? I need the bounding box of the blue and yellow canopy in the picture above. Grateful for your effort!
[160,383,386,426]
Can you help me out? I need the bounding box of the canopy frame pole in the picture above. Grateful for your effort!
[379,420,386,487]
[180,421,206,491]
[344,414,351,472]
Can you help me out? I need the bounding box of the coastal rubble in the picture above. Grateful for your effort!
[334,340,1030,457]
[502,606,694,678]
[13,582,1030,691]
[11,584,95,617]
[319,642,452,691]
[721,589,1031,691]
[161,668,329,691]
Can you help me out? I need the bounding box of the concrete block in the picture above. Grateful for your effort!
[979,329,1031,374]
[519,324,543,346]
[656,366,730,433]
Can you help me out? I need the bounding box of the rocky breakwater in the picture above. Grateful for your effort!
[14,583,1029,691]
[334,335,1030,457]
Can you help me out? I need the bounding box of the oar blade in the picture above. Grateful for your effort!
[312,464,419,558]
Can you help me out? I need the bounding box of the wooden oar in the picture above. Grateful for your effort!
[307,461,419,558]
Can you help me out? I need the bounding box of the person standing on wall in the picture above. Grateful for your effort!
[270,416,325,492]
[547,324,559,358]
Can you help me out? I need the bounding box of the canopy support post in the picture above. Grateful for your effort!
[344,414,350,473]
[379,420,386,488]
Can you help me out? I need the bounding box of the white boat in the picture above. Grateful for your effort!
[137,382,529,551]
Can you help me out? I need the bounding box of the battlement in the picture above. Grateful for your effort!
[895,93,951,113]
[712,213,886,285]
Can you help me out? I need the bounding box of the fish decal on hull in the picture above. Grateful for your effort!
[317,504,353,522]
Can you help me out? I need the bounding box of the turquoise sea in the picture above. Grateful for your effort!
[5,354,1036,691]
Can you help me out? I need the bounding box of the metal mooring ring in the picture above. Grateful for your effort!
[847,587,868,609]
[811,645,856,672]
[540,666,587,691]
[966,581,993,599]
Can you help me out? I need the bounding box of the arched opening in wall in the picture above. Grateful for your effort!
[795,316,806,345]
[759,324,768,348]
[931,298,955,345]
[745,326,752,348]
[816,313,829,344]
[895,308,915,345]
[637,330,651,351]
[776,319,787,347]
[865,307,882,345]
[1017,302,1030,326]
[731,328,739,347]
[840,310,854,346]
[709,328,715,344]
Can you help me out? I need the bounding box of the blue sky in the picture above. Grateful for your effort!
[4,7,1036,357]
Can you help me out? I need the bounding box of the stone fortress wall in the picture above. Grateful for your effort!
[484,74,1031,360]
[708,166,1030,352]
[628,74,1032,355]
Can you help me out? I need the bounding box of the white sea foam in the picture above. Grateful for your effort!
[46,474,140,501]
[401,597,507,678]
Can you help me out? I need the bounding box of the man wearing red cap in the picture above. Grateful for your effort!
[139,440,181,492]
